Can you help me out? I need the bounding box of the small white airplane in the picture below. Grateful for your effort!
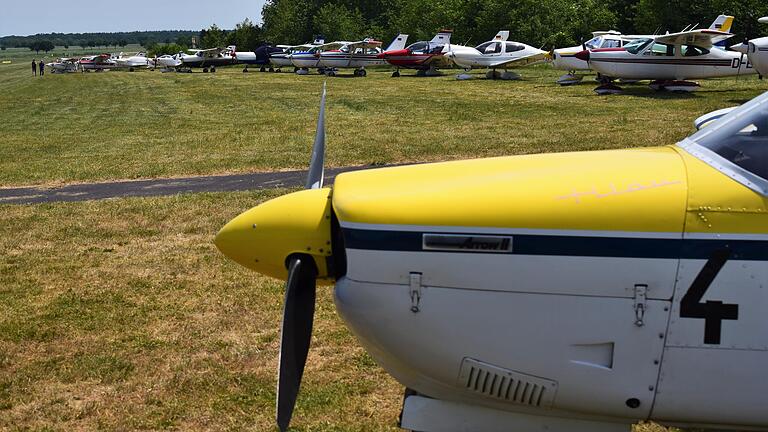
[444,31,547,80]
[175,46,237,73]
[46,57,80,73]
[319,36,409,77]
[732,17,768,78]
[270,37,325,72]
[576,28,755,94]
[550,15,735,85]
[150,54,183,71]
[216,85,768,432]
[113,52,149,71]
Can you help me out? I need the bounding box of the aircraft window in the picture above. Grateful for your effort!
[429,45,445,54]
[486,42,502,54]
[585,36,602,50]
[683,93,768,188]
[505,43,524,52]
[625,38,652,54]
[407,41,428,53]
[475,42,493,52]
[601,39,622,48]
[682,45,710,56]
[645,42,674,56]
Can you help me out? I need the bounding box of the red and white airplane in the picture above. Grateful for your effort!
[317,38,395,77]
[79,54,118,71]
[575,28,755,94]
[378,30,454,77]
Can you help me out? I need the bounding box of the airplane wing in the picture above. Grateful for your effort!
[315,41,353,51]
[487,51,548,68]
[653,29,733,48]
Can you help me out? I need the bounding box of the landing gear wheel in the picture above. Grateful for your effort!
[203,67,209,73]
[244,67,250,73]
[275,68,281,73]
[327,70,336,77]
[392,70,400,77]
[359,69,367,77]
[260,66,266,72]
[210,67,216,73]
[269,67,274,72]
[318,67,325,74]
[129,67,135,72]
[416,69,426,77]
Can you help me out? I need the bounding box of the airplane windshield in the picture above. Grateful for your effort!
[585,36,602,50]
[406,41,429,53]
[680,91,768,194]
[624,38,652,54]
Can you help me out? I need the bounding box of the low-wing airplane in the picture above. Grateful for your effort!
[112,52,149,71]
[318,37,407,77]
[46,57,80,73]
[732,17,768,78]
[150,54,183,71]
[575,28,755,94]
[378,31,454,77]
[550,15,735,85]
[176,46,237,73]
[444,31,547,80]
[216,86,768,432]
[269,37,325,72]
[79,54,118,71]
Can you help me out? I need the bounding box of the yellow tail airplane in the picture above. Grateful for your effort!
[215,85,768,432]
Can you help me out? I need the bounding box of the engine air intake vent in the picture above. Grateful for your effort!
[458,358,557,408]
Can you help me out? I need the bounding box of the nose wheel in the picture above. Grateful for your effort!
[392,70,401,77]
[353,69,367,77]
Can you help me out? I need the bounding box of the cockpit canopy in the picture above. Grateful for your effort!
[474,41,526,54]
[584,35,624,49]
[405,41,445,54]
[680,91,768,194]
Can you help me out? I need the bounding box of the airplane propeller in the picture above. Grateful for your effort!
[276,82,327,432]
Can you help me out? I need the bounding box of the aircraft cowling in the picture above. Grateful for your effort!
[331,146,690,422]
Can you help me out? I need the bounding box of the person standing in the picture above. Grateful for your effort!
[32,59,37,76]
[39,59,44,77]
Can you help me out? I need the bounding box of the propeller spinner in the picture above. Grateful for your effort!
[215,83,333,431]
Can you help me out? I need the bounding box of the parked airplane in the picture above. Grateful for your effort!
[150,54,183,71]
[113,52,149,71]
[444,31,547,80]
[46,58,80,73]
[378,31,454,77]
[550,15,735,85]
[269,37,325,72]
[216,86,768,432]
[233,45,285,72]
[575,28,755,94]
[79,54,118,71]
[732,16,768,78]
[176,46,237,72]
[319,36,409,77]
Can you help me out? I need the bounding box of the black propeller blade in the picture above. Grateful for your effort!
[277,256,318,432]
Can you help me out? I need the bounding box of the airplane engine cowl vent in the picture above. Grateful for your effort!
[458,358,557,408]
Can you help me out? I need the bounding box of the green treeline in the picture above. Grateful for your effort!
[3,0,767,53]
[261,0,768,48]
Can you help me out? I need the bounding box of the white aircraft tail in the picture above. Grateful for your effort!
[312,36,325,45]
[430,30,452,45]
[708,15,734,32]
[493,31,510,42]
[385,34,409,51]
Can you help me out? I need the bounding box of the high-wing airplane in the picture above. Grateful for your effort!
[112,52,149,71]
[550,15,735,85]
[732,17,768,78]
[444,31,547,80]
[79,54,118,71]
[378,31,454,77]
[46,57,80,73]
[215,86,768,432]
[575,28,755,94]
[318,36,408,77]
[269,37,325,72]
[175,46,237,73]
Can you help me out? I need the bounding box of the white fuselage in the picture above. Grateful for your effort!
[114,55,149,69]
[744,36,768,77]
[154,55,182,68]
[290,51,322,69]
[587,42,755,80]
[448,42,545,69]
[318,48,385,69]
[552,35,633,72]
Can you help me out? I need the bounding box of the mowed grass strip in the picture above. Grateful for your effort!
[0,191,402,431]
[0,57,765,187]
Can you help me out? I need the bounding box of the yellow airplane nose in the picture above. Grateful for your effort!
[214,187,334,281]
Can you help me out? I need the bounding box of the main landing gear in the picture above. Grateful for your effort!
[353,68,367,77]
[557,70,583,86]
[392,69,401,77]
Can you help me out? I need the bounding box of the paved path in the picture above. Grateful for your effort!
[0,165,377,205]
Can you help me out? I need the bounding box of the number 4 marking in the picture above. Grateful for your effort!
[680,249,739,345]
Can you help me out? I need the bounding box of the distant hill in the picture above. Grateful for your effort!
[0,30,199,49]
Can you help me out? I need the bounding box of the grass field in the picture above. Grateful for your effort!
[1,51,766,431]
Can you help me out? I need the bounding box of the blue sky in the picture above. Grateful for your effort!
[1,0,267,36]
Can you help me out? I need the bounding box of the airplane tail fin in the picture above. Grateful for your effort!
[493,31,510,42]
[385,34,409,51]
[313,36,325,45]
[709,15,734,32]
[430,30,452,45]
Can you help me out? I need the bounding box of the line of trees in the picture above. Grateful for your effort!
[0,30,198,51]
[260,0,768,49]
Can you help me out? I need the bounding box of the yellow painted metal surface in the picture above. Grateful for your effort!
[333,147,689,233]
[215,188,334,281]
[674,147,768,235]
